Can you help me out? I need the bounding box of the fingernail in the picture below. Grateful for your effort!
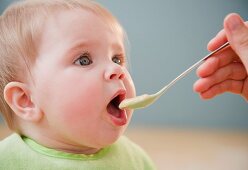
[226,15,243,31]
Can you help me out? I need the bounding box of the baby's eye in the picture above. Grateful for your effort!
[74,53,92,66]
[112,55,124,65]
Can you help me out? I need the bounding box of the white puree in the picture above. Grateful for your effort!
[119,94,157,110]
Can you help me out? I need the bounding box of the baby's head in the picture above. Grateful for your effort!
[0,0,135,153]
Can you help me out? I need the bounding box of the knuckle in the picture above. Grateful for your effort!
[239,36,248,48]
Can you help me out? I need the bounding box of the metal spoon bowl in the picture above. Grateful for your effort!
[119,42,230,110]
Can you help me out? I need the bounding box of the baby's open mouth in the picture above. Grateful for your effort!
[107,93,127,126]
[107,94,124,117]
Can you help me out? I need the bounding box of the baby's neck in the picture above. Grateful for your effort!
[21,128,101,155]
[30,134,101,154]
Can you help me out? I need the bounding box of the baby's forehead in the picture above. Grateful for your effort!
[40,9,124,45]
[41,7,124,41]
[35,8,126,58]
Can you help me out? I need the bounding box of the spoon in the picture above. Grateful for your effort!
[119,42,230,110]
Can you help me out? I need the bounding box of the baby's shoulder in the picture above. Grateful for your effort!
[116,136,147,154]
[116,136,140,149]
[0,133,21,150]
[0,134,25,168]
[112,136,157,169]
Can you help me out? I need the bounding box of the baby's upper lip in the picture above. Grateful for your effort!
[110,89,126,103]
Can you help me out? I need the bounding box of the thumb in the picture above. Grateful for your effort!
[224,13,248,71]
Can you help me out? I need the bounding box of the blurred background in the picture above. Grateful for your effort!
[0,0,248,170]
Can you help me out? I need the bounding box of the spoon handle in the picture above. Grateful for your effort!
[156,42,230,96]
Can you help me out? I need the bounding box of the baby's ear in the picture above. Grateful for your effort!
[4,82,42,122]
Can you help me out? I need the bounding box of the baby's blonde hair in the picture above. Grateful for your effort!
[0,0,125,130]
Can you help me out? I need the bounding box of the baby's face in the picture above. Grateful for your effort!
[29,9,135,151]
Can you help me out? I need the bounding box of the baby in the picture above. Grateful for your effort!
[0,0,156,169]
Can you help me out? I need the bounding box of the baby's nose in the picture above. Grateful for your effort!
[104,64,125,80]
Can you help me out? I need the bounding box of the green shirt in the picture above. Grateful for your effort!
[0,133,156,170]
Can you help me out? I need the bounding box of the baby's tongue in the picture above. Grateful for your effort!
[107,103,121,118]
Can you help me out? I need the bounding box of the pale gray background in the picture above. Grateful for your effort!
[1,0,248,130]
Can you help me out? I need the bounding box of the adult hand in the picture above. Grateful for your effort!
[194,13,248,101]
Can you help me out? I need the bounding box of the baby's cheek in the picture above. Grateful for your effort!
[58,104,92,132]
[58,86,101,123]
[124,71,136,98]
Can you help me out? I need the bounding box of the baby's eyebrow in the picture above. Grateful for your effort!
[65,40,125,57]
[67,41,90,53]
[111,42,125,52]
[61,41,91,62]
